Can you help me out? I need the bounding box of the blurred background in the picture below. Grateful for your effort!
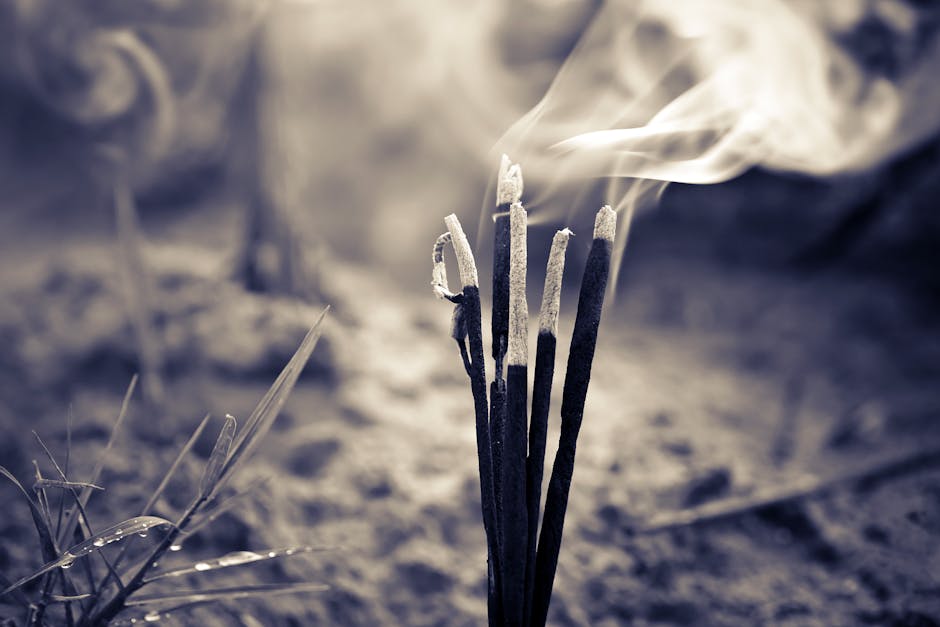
[1,0,940,624]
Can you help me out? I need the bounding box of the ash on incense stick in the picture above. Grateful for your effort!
[431,159,616,627]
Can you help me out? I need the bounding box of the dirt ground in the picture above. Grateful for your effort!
[2,3,940,623]
[1,164,940,626]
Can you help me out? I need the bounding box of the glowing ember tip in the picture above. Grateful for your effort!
[497,154,524,206]
[593,205,616,242]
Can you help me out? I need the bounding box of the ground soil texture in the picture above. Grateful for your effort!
[1,176,940,626]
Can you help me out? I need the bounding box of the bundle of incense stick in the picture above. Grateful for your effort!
[432,157,616,627]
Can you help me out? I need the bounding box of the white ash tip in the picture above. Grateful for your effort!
[444,213,479,288]
[593,205,617,242]
[498,154,510,181]
[497,156,524,206]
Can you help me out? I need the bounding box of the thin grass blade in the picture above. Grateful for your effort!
[142,413,212,516]
[58,375,138,548]
[200,415,236,499]
[57,405,75,538]
[143,545,336,584]
[112,587,323,627]
[124,582,330,607]
[33,430,130,596]
[33,479,104,492]
[0,570,30,607]
[0,465,58,563]
[184,477,269,538]
[213,307,329,497]
[1,516,172,596]
[47,593,93,603]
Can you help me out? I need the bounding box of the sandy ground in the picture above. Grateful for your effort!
[1,5,940,621]
[1,188,939,626]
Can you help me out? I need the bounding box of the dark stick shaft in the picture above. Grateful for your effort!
[464,285,497,578]
[444,213,498,624]
[524,330,556,623]
[468,285,500,627]
[524,228,569,625]
[531,208,614,626]
[489,379,506,604]
[491,206,510,626]
[504,364,528,626]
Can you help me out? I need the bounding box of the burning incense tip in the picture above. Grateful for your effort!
[497,154,524,206]
[431,232,459,301]
[593,205,617,242]
[508,202,528,367]
[537,228,572,336]
[444,213,479,288]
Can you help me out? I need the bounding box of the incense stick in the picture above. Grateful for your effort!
[488,377,505,624]
[493,155,523,376]
[443,213,499,620]
[503,201,529,625]
[524,227,571,625]
[531,206,616,626]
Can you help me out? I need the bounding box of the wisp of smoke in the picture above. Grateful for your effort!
[492,0,940,286]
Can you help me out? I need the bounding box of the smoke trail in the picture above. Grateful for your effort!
[492,0,940,286]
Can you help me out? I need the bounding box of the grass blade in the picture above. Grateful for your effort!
[1,516,172,597]
[200,415,236,499]
[142,413,212,516]
[115,179,165,406]
[124,582,330,607]
[33,480,104,492]
[0,465,58,563]
[212,307,329,497]
[33,431,129,596]
[86,413,216,615]
[184,477,270,538]
[47,593,94,603]
[0,570,30,607]
[58,375,138,548]
[143,545,336,584]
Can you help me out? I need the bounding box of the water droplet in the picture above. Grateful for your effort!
[169,544,182,552]
[93,539,106,547]
[144,611,161,622]
[151,562,159,568]
[138,532,148,538]
[115,528,124,535]
[268,551,276,558]
[194,562,211,571]
[60,559,74,570]
[130,619,137,624]
[285,549,295,555]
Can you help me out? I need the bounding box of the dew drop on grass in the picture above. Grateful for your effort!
[60,560,73,569]
[93,539,106,547]
[138,532,148,538]
[169,544,182,552]
[194,562,211,571]
[144,611,161,622]
[268,551,277,558]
